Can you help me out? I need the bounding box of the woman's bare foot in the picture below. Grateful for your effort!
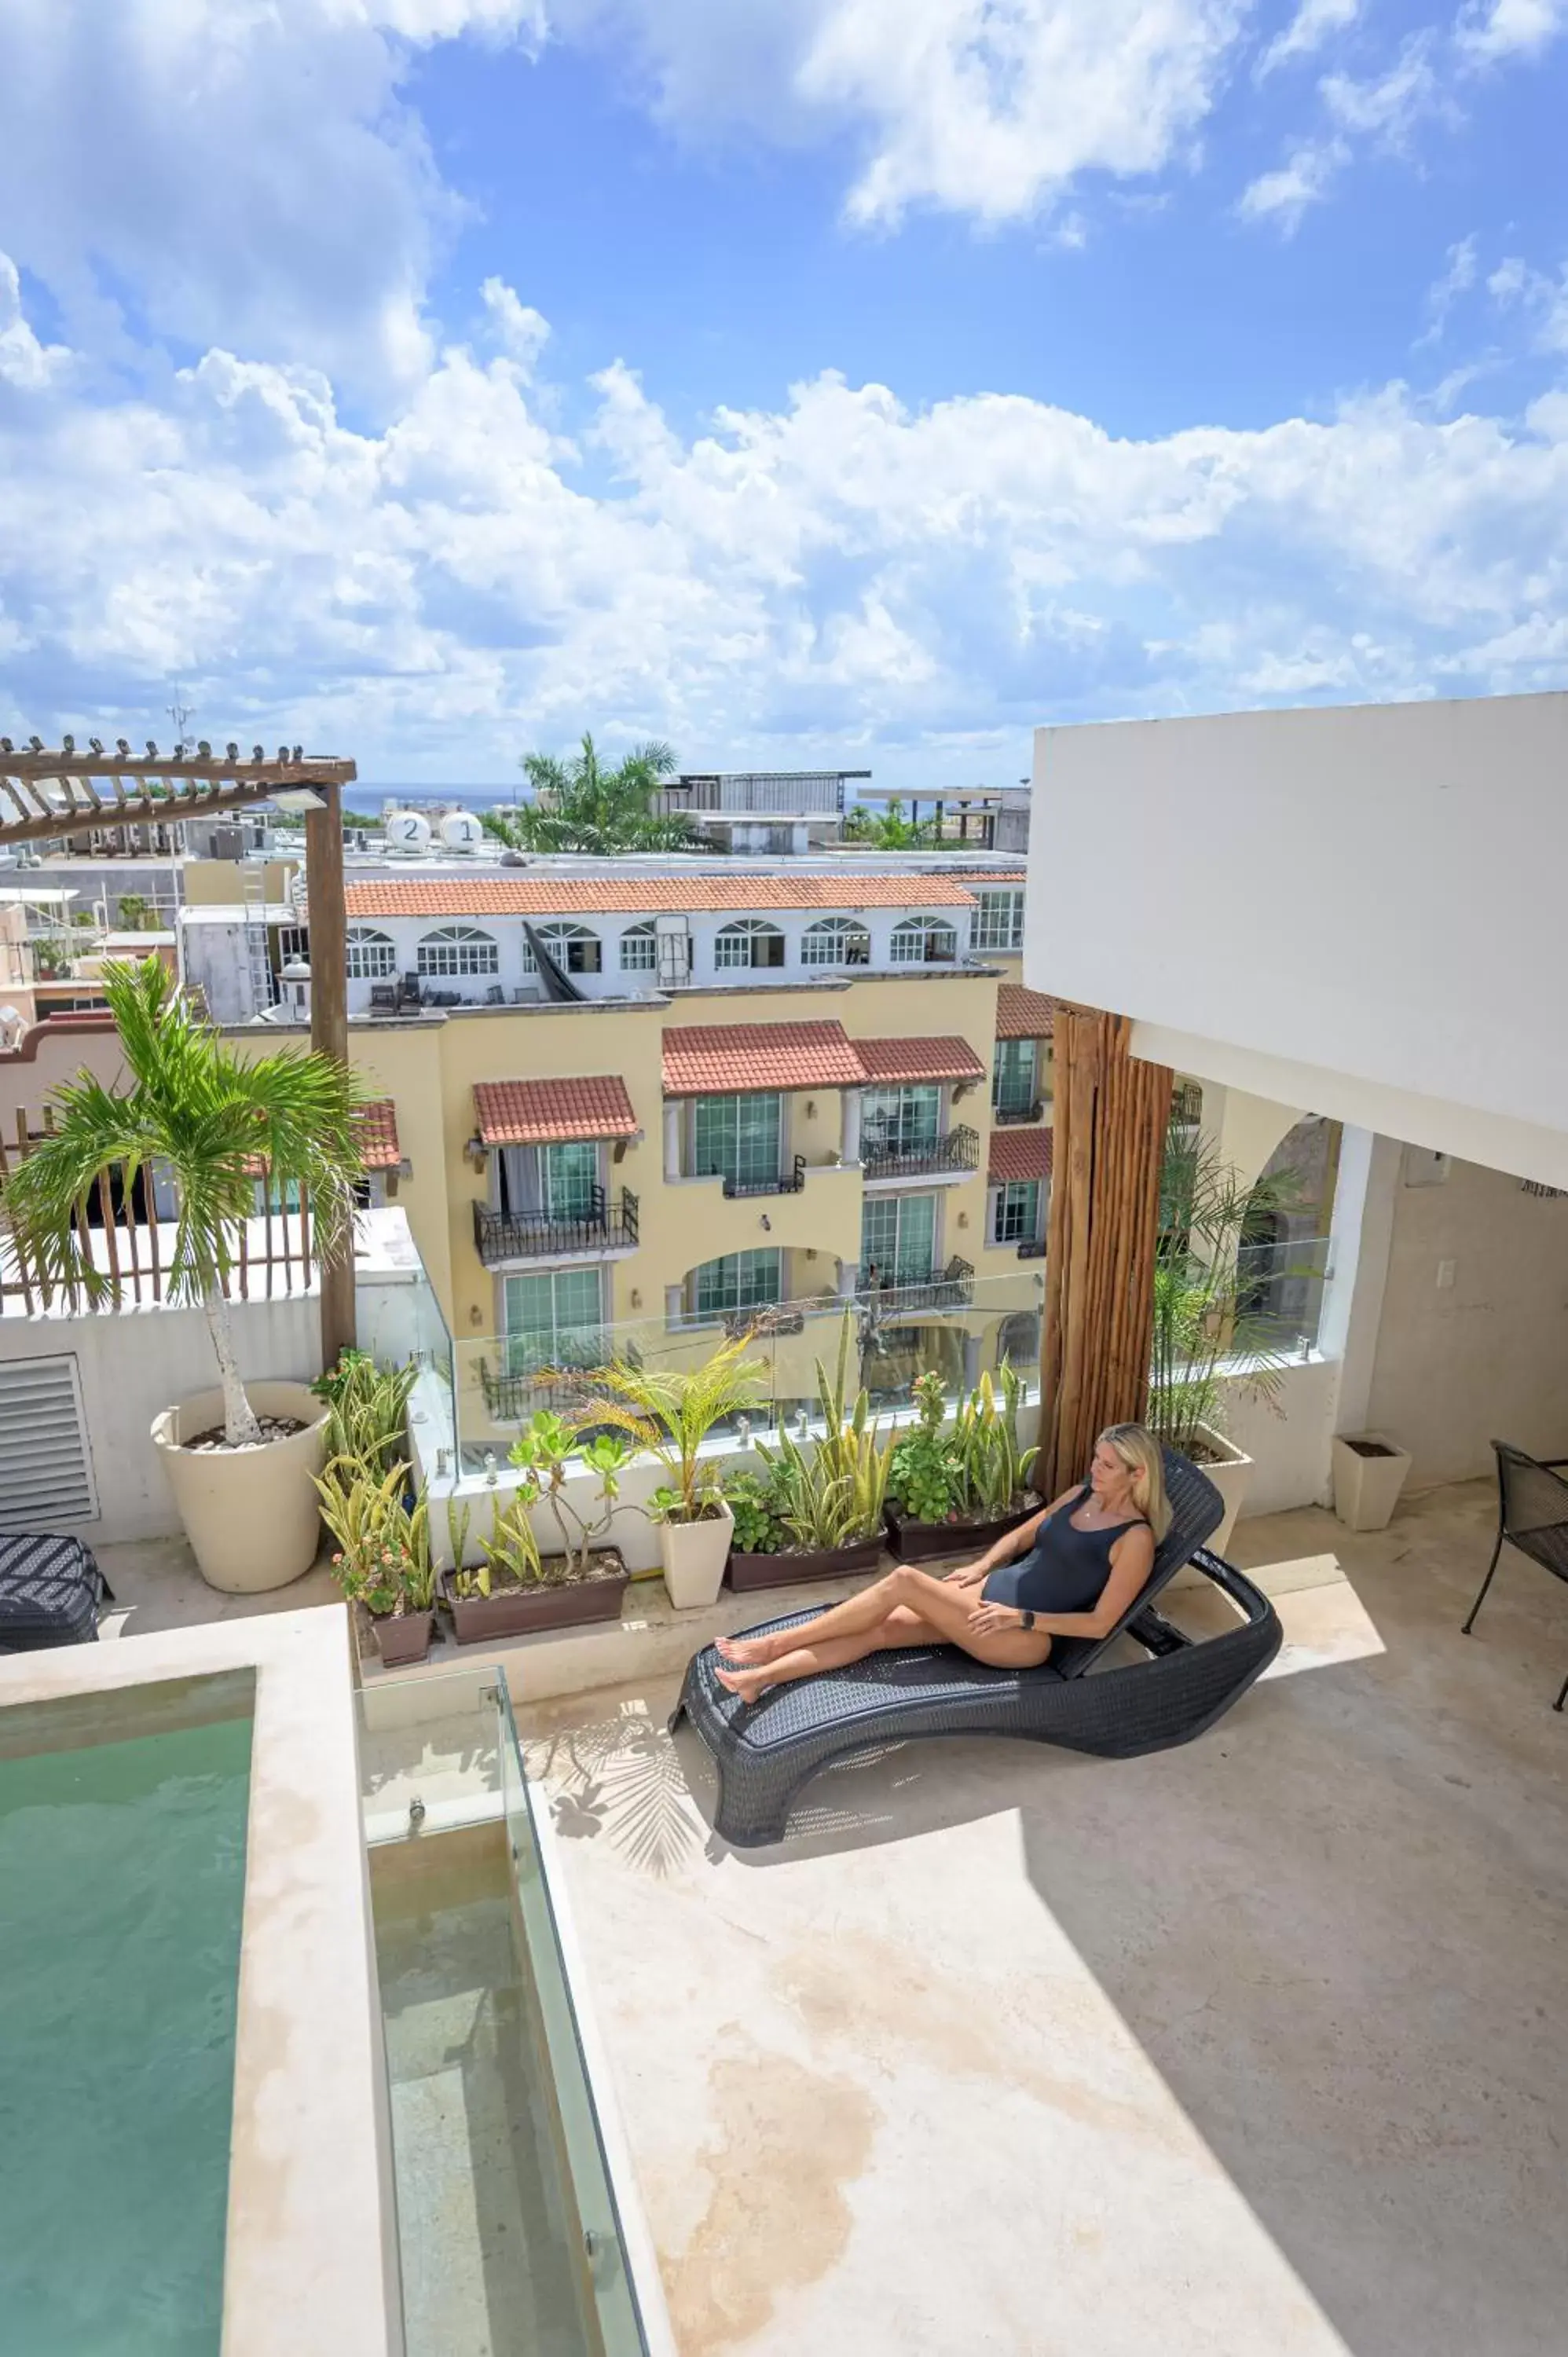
[716,1663,770,1703]
[716,1632,779,1665]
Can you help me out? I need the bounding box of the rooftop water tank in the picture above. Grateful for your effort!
[385,810,432,857]
[439,809,485,856]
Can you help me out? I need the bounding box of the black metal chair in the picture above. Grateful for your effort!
[672,1448,1282,1847]
[1462,1441,1568,1710]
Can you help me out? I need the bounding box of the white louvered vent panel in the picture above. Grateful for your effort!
[0,1355,99,1530]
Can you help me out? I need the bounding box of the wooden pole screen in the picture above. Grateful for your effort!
[1039,1004,1174,1499]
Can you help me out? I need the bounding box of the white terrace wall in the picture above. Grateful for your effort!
[1,1293,321,1545]
[1365,1151,1568,1490]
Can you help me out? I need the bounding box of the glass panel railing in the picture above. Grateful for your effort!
[1233,1232,1332,1358]
[493,1676,651,2356]
[450,1264,1050,1468]
[357,1665,654,2356]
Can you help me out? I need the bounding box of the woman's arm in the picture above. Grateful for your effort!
[942,1486,1079,1587]
[969,1524,1156,1638]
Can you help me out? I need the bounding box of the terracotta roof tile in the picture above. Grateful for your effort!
[854,1035,987,1086]
[996,984,1055,1039]
[474,1075,639,1146]
[343,874,976,920]
[357,1098,401,1171]
[987,1127,1054,1185]
[662,1021,864,1097]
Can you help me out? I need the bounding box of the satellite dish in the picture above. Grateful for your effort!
[439,810,485,856]
[385,810,432,857]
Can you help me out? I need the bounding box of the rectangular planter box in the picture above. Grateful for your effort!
[728,1533,885,1591]
[439,1554,630,1643]
[883,1498,1040,1564]
[368,1607,436,1668]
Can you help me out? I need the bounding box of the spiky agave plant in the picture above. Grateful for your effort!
[573,1330,768,1521]
[0,957,366,1446]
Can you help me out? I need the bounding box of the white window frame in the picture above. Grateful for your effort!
[714,918,786,970]
[620,923,658,973]
[534,922,603,976]
[346,926,397,981]
[800,916,871,969]
[417,925,499,978]
[890,916,959,966]
[970,890,1024,951]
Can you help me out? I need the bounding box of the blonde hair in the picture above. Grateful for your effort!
[1097,1424,1172,1541]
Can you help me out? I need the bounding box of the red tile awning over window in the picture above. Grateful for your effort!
[855,1036,987,1087]
[996,984,1055,1040]
[661,1021,866,1098]
[474,1075,639,1146]
[987,1127,1054,1186]
[357,1098,401,1170]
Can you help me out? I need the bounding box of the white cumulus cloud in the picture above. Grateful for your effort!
[1456,0,1568,60]
[4,255,1568,782]
[1256,0,1361,79]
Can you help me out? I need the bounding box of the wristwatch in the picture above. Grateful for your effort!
[1019,1608,1036,1631]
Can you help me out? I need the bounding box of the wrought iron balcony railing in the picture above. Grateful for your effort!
[472,1187,639,1266]
[991,1096,1044,1127]
[1015,1237,1047,1260]
[856,1255,975,1314]
[859,1124,980,1182]
[713,1155,807,1200]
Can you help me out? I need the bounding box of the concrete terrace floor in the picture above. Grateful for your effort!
[519,1481,1568,2357]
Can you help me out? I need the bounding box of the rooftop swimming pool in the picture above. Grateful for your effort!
[0,1675,255,2357]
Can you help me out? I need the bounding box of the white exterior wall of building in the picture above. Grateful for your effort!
[1028,691,1568,1189]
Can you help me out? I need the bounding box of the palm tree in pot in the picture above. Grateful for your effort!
[0,958,367,1587]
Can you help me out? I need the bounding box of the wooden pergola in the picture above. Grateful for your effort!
[0,735,357,1366]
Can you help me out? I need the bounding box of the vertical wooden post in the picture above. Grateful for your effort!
[306,777,357,1369]
[1039,1004,1174,1498]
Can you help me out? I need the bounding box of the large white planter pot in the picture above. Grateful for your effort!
[1332,1432,1412,1534]
[152,1380,330,1594]
[1192,1424,1253,1560]
[659,1503,735,1611]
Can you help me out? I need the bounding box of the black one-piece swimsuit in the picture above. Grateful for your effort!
[981,1486,1146,1615]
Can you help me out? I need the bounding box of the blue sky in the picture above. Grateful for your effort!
[0,0,1565,788]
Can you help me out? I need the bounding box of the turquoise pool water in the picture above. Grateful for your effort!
[0,1708,254,2355]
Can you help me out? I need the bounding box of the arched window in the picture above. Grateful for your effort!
[714,918,786,971]
[346,926,396,981]
[800,916,870,970]
[533,922,602,976]
[890,916,958,965]
[417,924,499,978]
[620,922,658,973]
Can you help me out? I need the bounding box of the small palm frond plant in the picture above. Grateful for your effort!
[0,957,366,1447]
[1149,1116,1310,1460]
[576,1331,768,1525]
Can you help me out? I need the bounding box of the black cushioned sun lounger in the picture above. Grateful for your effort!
[671,1447,1282,1848]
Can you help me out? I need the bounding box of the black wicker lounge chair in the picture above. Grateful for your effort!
[671,1447,1282,1847]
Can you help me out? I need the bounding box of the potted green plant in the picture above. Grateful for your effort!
[316,1457,438,1666]
[885,1363,1041,1560]
[0,958,366,1592]
[31,935,71,980]
[578,1332,767,1608]
[439,1410,632,1640]
[735,1314,891,1589]
[312,1348,419,1476]
[1146,1117,1306,1554]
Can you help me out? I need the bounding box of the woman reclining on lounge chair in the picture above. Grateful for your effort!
[716,1423,1170,1703]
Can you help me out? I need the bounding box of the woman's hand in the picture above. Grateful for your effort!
[968,1600,1026,1636]
[943,1562,988,1589]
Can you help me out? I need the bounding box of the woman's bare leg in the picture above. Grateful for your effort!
[716,1581,1052,1701]
[718,1567,929,1665]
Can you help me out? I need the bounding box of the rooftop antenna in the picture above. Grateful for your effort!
[167,686,196,757]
